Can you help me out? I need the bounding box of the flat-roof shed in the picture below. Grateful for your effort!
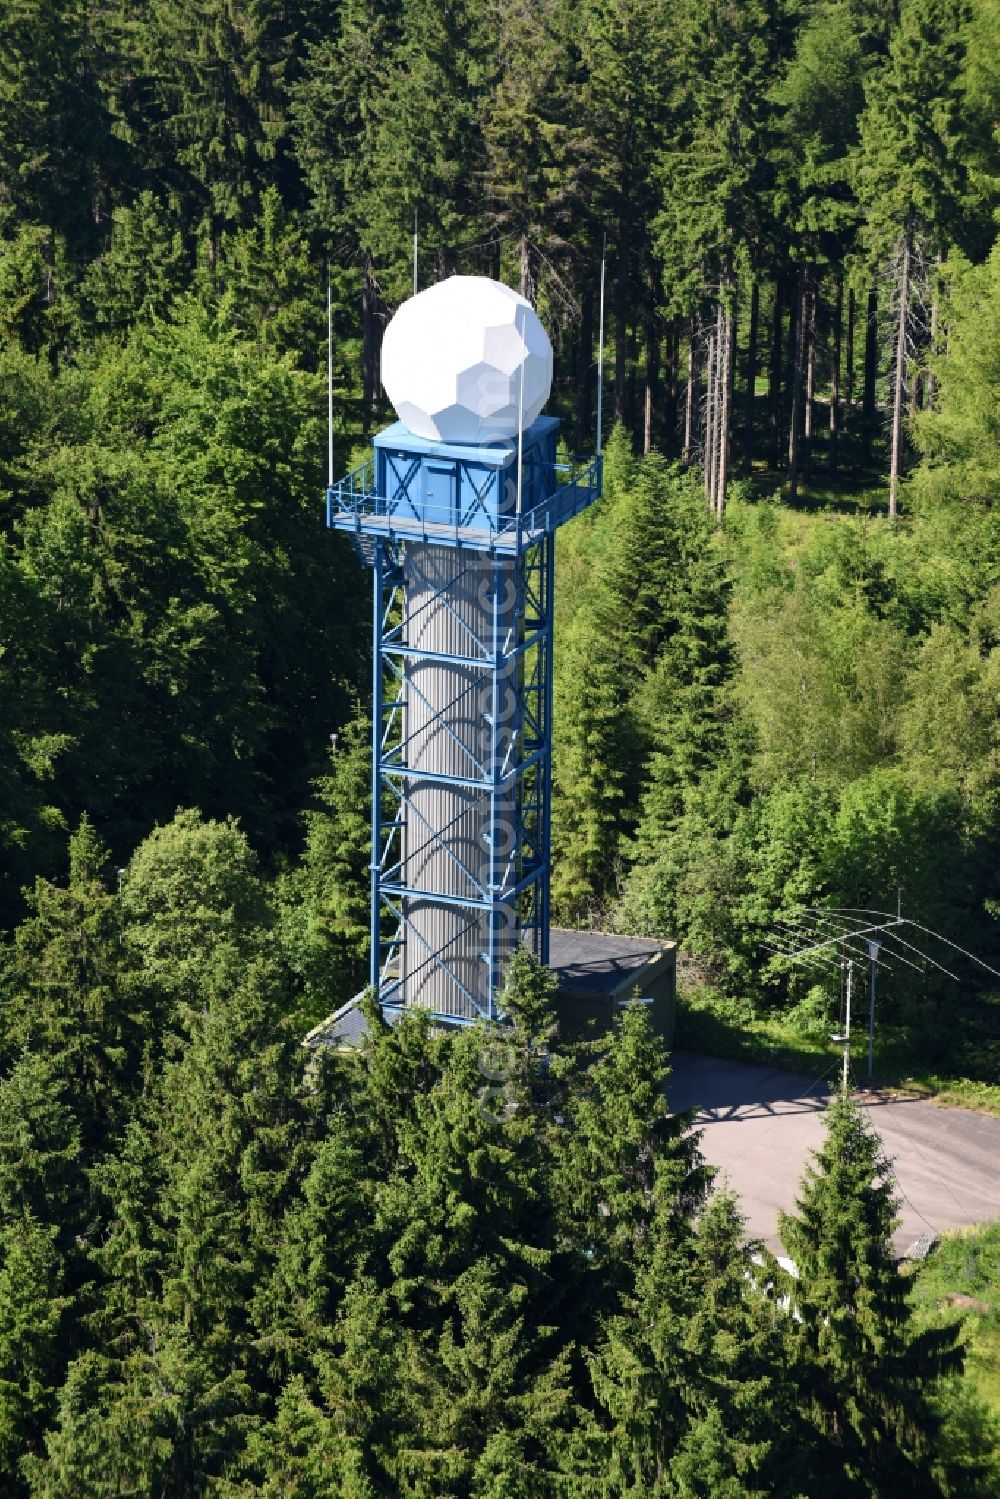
[304,929,676,1052]
[548,928,676,1046]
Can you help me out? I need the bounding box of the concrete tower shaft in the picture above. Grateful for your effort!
[401,543,518,1016]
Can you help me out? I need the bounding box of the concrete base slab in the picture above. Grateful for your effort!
[668,1051,1000,1254]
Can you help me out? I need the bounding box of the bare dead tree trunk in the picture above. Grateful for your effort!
[926,254,941,410]
[683,319,697,464]
[803,277,817,481]
[888,230,911,521]
[577,280,594,442]
[362,257,377,437]
[845,286,855,432]
[788,268,807,503]
[519,234,529,299]
[804,280,816,443]
[373,306,383,426]
[643,266,658,455]
[829,275,842,475]
[716,289,736,521]
[863,283,879,455]
[628,328,638,429]
[664,321,679,454]
[705,322,718,504]
[768,278,783,468]
[614,224,629,423]
[743,277,759,471]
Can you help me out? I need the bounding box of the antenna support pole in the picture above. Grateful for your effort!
[516,305,525,516]
[327,267,334,490]
[843,959,853,1089]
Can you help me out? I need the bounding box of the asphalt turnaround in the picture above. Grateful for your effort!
[668,1051,1000,1254]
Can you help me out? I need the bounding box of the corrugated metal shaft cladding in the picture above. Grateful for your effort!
[401,543,518,1017]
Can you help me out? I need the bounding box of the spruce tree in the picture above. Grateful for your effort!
[911,242,1000,507]
[550,611,633,923]
[655,0,778,510]
[277,709,372,1026]
[582,0,676,428]
[856,0,979,513]
[0,1050,83,1247]
[81,192,186,335]
[359,0,487,299]
[780,1084,964,1495]
[0,1212,70,1482]
[670,1186,815,1498]
[1,818,144,1149]
[479,0,588,311]
[257,1126,374,1385]
[554,1002,709,1345]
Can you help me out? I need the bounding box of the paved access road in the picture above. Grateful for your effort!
[668,1051,1000,1255]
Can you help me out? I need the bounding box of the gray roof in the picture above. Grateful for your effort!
[302,992,406,1051]
[304,929,674,1050]
[549,927,672,999]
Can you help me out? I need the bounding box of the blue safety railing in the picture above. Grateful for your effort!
[326,455,602,554]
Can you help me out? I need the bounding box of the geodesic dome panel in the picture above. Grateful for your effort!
[381,276,553,444]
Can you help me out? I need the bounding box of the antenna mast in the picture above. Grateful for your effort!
[764,902,1000,1082]
[516,304,525,516]
[327,265,334,489]
[413,209,418,296]
[831,957,854,1089]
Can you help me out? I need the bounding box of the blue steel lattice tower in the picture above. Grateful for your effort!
[327,277,601,1024]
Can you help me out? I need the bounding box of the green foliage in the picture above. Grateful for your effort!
[912,244,1000,505]
[1,818,143,1146]
[277,711,371,1024]
[0,1050,82,1237]
[553,448,731,923]
[0,855,994,1493]
[769,1,867,264]
[908,1222,1000,1488]
[0,223,53,348]
[0,1214,69,1479]
[120,808,268,1013]
[780,1085,965,1493]
[856,0,981,260]
[656,0,774,301]
[80,193,186,335]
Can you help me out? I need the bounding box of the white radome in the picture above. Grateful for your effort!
[381,275,553,444]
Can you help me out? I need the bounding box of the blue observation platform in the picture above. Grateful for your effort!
[327,416,601,556]
[326,414,601,1027]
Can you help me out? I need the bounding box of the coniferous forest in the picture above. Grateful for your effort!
[2,0,1000,1492]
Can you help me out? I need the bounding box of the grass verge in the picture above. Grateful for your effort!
[909,1223,1000,1420]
